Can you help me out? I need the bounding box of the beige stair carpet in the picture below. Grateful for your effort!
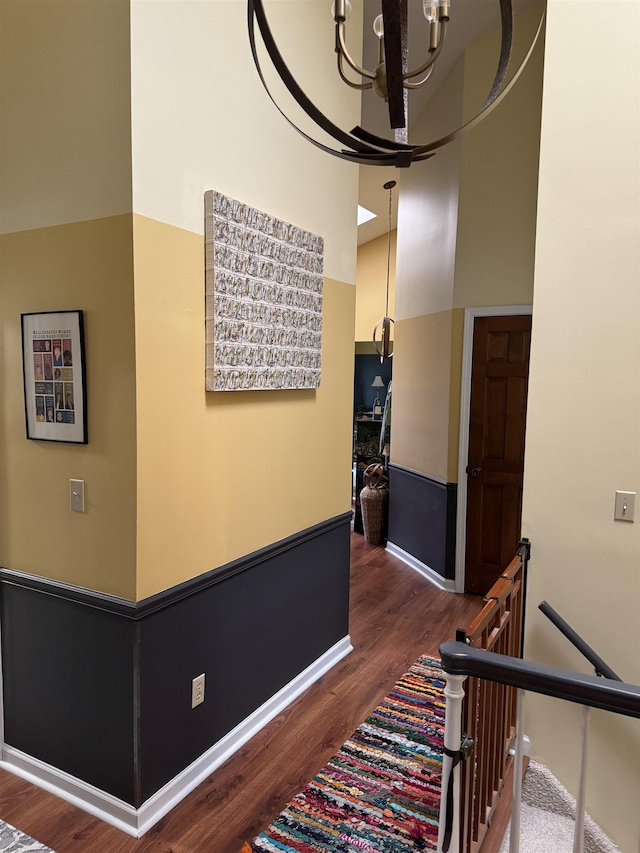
[499,760,620,853]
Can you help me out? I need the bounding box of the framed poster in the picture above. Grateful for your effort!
[21,310,87,444]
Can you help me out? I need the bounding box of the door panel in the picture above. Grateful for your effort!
[465,315,531,595]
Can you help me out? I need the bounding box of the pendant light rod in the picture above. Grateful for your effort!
[373,180,396,363]
[384,180,396,318]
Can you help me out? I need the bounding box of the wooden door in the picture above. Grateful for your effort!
[465,315,532,595]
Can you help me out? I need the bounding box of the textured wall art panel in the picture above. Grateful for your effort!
[204,191,324,391]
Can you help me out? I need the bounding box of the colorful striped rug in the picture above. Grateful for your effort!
[243,655,445,853]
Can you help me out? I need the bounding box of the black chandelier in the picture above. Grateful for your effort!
[248,0,544,168]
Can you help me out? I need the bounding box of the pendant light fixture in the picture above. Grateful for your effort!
[247,0,545,168]
[373,180,396,363]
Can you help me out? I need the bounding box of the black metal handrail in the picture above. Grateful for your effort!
[538,600,622,681]
[439,642,640,718]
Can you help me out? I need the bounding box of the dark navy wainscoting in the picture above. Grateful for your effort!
[137,515,350,802]
[0,512,351,808]
[1,585,137,803]
[387,465,457,580]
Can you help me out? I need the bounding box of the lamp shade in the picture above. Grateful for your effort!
[371,375,385,388]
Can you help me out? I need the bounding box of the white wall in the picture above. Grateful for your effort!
[522,3,640,849]
[395,57,464,321]
[454,1,544,309]
[0,0,132,234]
[129,0,361,284]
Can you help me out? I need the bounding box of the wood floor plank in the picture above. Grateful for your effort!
[0,534,482,853]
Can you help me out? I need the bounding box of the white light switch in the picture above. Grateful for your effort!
[614,490,635,522]
[70,479,85,512]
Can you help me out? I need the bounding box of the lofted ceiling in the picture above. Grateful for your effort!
[355,0,538,245]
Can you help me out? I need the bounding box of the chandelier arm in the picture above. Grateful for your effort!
[409,6,544,157]
[249,9,421,164]
[402,21,447,81]
[248,0,394,156]
[337,54,374,91]
[247,3,398,164]
[382,0,409,130]
[483,0,513,108]
[403,65,435,90]
[350,125,416,151]
[248,0,543,169]
[351,151,435,164]
[337,22,376,80]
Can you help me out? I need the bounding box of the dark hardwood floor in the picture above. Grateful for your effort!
[0,534,482,853]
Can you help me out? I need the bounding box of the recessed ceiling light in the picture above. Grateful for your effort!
[357,205,377,226]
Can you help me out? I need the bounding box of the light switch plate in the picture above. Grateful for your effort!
[614,490,635,522]
[70,479,85,512]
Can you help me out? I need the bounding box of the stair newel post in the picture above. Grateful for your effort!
[509,688,525,853]
[573,704,589,853]
[437,671,467,853]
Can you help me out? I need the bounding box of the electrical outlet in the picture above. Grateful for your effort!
[192,673,205,708]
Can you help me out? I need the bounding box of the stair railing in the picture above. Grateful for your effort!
[436,643,640,853]
[537,600,622,853]
[538,601,622,682]
[446,540,530,853]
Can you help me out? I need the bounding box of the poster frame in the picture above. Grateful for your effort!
[21,310,88,444]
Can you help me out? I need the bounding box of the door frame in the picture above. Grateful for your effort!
[454,305,533,593]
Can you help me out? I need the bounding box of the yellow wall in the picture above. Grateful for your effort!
[446,308,465,482]
[128,1,360,599]
[522,2,640,848]
[392,310,450,481]
[132,215,355,599]
[0,0,136,598]
[355,230,396,344]
[1,1,359,600]
[0,217,137,599]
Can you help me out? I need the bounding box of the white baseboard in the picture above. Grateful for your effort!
[0,746,140,836]
[0,635,353,838]
[386,542,457,593]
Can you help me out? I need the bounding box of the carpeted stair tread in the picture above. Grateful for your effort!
[498,760,621,853]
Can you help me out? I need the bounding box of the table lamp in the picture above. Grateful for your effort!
[372,375,385,417]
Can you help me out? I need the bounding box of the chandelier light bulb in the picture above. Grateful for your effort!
[423,0,438,24]
[331,0,352,22]
[249,0,545,167]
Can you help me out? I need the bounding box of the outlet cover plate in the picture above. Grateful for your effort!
[192,673,205,708]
